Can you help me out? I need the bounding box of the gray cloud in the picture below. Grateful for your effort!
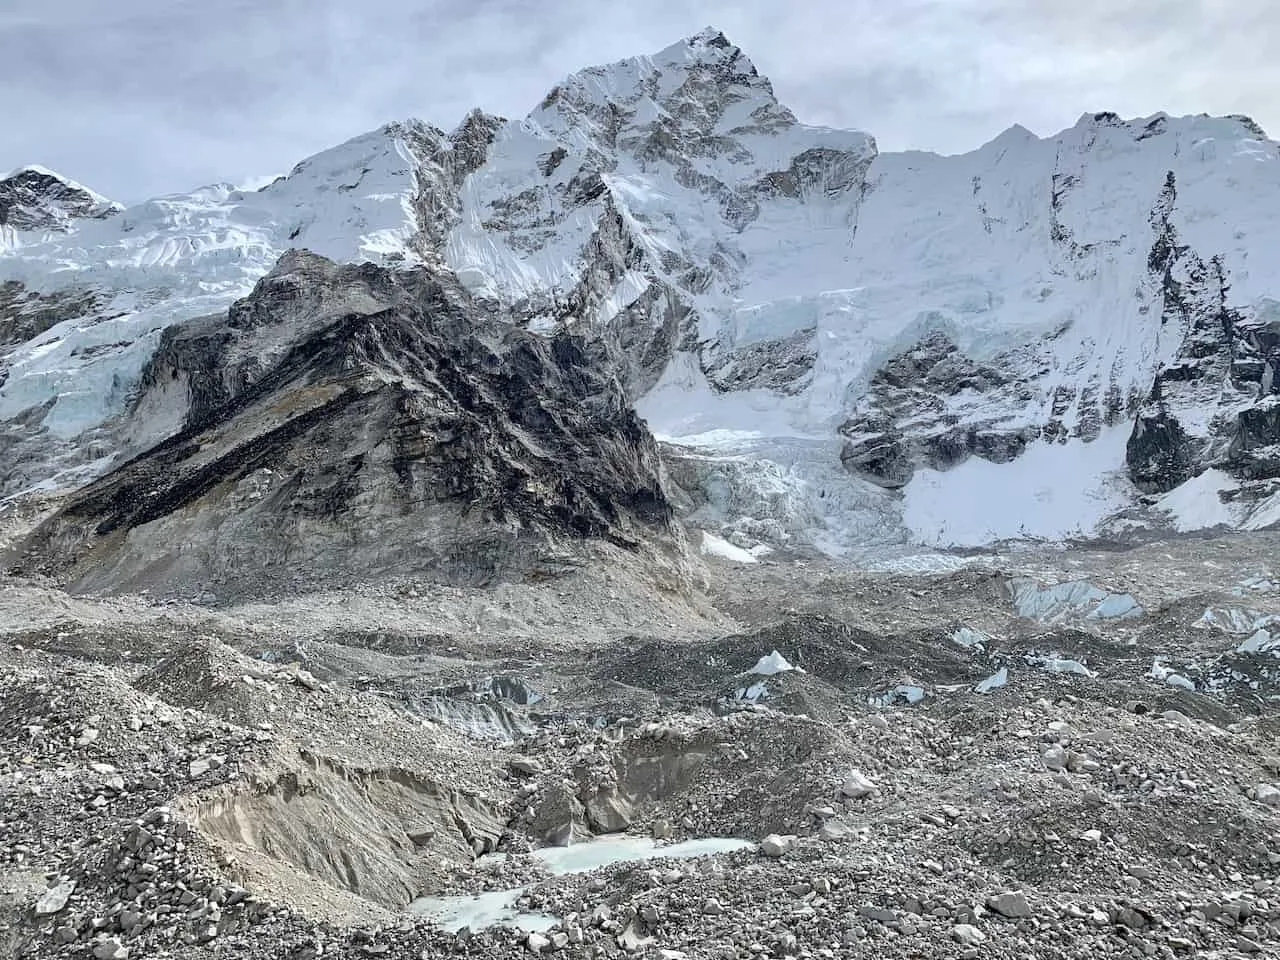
[2,0,1277,202]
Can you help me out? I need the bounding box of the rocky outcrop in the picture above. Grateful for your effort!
[1126,173,1280,495]
[838,332,1040,488]
[6,251,678,596]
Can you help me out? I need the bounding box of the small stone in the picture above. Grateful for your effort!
[651,819,673,840]
[1117,906,1148,930]
[1254,783,1280,808]
[406,826,435,846]
[759,834,795,857]
[1236,936,1264,954]
[1079,829,1103,843]
[818,819,854,841]
[1041,746,1068,771]
[858,904,896,925]
[92,938,129,960]
[509,758,543,777]
[702,898,724,915]
[35,878,75,915]
[189,756,223,778]
[987,891,1032,918]
[840,770,878,799]
[526,932,550,954]
[952,924,986,945]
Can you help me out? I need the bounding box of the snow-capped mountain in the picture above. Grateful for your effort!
[0,165,121,240]
[4,27,1280,559]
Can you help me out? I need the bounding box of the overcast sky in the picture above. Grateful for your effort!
[3,0,1277,203]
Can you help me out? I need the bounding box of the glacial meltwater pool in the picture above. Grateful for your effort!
[408,835,753,932]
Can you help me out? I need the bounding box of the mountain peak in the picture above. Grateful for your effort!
[649,25,759,78]
[0,164,119,233]
[689,25,733,48]
[526,28,787,148]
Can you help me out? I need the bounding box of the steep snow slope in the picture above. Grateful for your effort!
[4,28,1280,553]
[432,33,1280,548]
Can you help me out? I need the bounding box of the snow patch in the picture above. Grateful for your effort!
[974,667,1008,694]
[1239,630,1280,655]
[950,627,988,651]
[904,429,1133,547]
[1149,659,1196,690]
[1027,654,1096,678]
[700,531,759,564]
[1156,469,1240,531]
[750,650,796,676]
[870,684,926,707]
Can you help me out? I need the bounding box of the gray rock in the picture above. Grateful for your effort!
[1041,746,1068,772]
[1254,783,1280,807]
[759,834,795,857]
[583,787,633,833]
[406,825,436,846]
[34,878,75,915]
[11,252,679,597]
[840,769,878,799]
[952,924,986,945]
[92,938,129,960]
[858,905,897,925]
[986,891,1032,918]
[818,819,854,841]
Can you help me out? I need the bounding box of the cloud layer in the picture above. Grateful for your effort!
[2,0,1275,201]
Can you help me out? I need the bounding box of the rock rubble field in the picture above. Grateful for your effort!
[2,531,1279,959]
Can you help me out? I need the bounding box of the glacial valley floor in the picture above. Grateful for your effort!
[2,532,1280,959]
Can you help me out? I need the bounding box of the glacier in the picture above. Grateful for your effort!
[3,27,1280,553]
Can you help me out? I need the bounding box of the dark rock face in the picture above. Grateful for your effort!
[8,251,676,596]
[0,167,119,232]
[702,326,817,394]
[1125,172,1280,494]
[0,281,100,348]
[1127,401,1197,493]
[838,332,1038,488]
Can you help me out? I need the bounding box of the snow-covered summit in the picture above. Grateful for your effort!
[0,165,121,241]
[4,29,1280,553]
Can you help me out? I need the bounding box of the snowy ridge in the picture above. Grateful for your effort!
[0,124,431,447]
[4,30,1280,551]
